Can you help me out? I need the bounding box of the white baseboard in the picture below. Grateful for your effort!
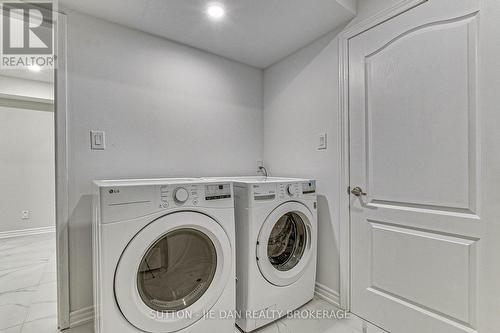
[0,226,55,239]
[314,283,387,332]
[70,306,94,328]
[315,282,340,308]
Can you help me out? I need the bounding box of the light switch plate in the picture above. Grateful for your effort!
[318,133,327,150]
[90,130,106,150]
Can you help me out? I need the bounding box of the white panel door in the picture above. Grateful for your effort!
[348,1,499,332]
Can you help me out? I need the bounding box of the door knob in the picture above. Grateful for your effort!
[351,186,367,196]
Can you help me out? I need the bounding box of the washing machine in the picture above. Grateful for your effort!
[206,176,317,332]
[92,178,236,333]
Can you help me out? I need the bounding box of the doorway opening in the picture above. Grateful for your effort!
[0,66,58,331]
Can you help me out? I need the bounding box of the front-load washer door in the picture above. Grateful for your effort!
[114,211,232,333]
[256,202,314,287]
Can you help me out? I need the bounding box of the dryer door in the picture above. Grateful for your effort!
[114,211,232,333]
[256,202,315,286]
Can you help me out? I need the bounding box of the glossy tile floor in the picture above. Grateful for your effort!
[0,233,58,333]
[235,297,386,333]
[0,233,385,333]
[71,299,381,333]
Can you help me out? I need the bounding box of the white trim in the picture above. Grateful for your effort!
[70,306,94,328]
[0,226,55,239]
[337,0,427,312]
[0,92,54,104]
[314,283,340,308]
[0,97,54,112]
[336,0,357,16]
[55,12,71,330]
[345,313,389,333]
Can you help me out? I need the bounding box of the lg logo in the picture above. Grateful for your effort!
[2,2,53,54]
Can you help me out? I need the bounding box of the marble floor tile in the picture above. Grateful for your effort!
[64,322,93,333]
[0,234,54,275]
[0,288,38,308]
[0,264,46,294]
[0,325,22,333]
[0,233,385,333]
[39,271,57,285]
[240,298,362,333]
[20,315,93,333]
[25,301,57,322]
[0,233,57,333]
[0,304,29,330]
[20,316,58,333]
[31,282,57,304]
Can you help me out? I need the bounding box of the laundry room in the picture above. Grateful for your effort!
[0,0,499,333]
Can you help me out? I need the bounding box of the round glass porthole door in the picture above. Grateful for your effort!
[137,229,217,313]
[115,212,232,333]
[257,202,315,287]
[267,212,307,272]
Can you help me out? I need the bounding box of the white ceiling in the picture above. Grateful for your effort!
[59,0,356,68]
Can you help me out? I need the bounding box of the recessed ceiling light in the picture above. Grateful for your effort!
[206,3,225,20]
[28,65,41,72]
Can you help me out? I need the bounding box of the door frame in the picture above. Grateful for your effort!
[55,12,71,330]
[337,0,428,311]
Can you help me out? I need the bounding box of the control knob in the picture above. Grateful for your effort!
[286,185,294,196]
[174,187,189,204]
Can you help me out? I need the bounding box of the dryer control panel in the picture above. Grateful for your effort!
[96,180,233,224]
[158,183,232,208]
[253,183,277,201]
[205,183,231,201]
[302,180,316,194]
[159,184,201,208]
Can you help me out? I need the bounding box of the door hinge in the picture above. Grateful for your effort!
[347,186,351,195]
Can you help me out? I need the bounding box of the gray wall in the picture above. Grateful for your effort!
[65,11,263,312]
[263,29,343,298]
[262,0,410,300]
[66,0,466,315]
[263,0,500,330]
[0,106,55,233]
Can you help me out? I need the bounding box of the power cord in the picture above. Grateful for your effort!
[258,166,268,178]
